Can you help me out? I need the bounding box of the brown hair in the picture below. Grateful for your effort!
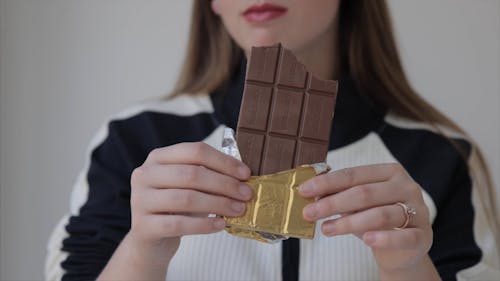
[173,1,499,249]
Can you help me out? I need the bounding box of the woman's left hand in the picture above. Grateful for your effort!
[299,163,433,275]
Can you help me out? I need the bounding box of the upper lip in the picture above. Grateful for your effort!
[242,3,288,15]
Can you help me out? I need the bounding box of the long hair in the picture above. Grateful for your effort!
[172,1,499,248]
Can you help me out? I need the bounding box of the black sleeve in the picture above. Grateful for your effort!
[378,124,483,280]
[55,110,219,280]
[428,156,482,281]
[60,121,137,281]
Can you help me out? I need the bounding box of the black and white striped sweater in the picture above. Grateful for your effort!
[46,63,499,280]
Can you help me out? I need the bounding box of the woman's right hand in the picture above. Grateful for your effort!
[127,142,252,265]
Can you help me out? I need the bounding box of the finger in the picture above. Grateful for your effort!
[146,214,227,237]
[145,142,251,180]
[302,181,411,221]
[362,228,431,250]
[142,189,247,217]
[299,163,401,198]
[320,204,409,236]
[132,164,253,201]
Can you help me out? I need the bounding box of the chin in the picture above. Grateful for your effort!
[244,30,281,48]
[241,34,304,55]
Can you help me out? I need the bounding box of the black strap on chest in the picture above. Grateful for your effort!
[282,238,300,281]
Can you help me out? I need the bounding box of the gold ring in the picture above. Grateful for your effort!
[393,202,416,230]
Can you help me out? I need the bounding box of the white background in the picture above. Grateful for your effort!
[0,1,498,280]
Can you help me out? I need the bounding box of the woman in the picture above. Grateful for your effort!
[46,1,499,280]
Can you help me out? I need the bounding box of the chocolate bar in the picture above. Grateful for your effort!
[236,44,338,175]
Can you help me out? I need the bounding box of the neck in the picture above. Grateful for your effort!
[294,25,338,81]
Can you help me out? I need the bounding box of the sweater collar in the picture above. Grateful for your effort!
[210,60,386,150]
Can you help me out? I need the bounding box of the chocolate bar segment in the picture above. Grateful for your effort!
[236,44,338,175]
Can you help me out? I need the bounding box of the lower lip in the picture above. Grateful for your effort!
[243,9,287,23]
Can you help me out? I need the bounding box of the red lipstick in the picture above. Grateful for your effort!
[242,3,288,23]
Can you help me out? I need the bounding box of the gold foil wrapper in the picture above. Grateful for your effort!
[224,164,329,242]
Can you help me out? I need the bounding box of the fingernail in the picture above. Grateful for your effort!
[213,218,226,229]
[303,204,318,220]
[238,165,250,178]
[231,201,246,213]
[364,233,376,246]
[239,184,252,199]
[323,223,336,236]
[299,184,313,195]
